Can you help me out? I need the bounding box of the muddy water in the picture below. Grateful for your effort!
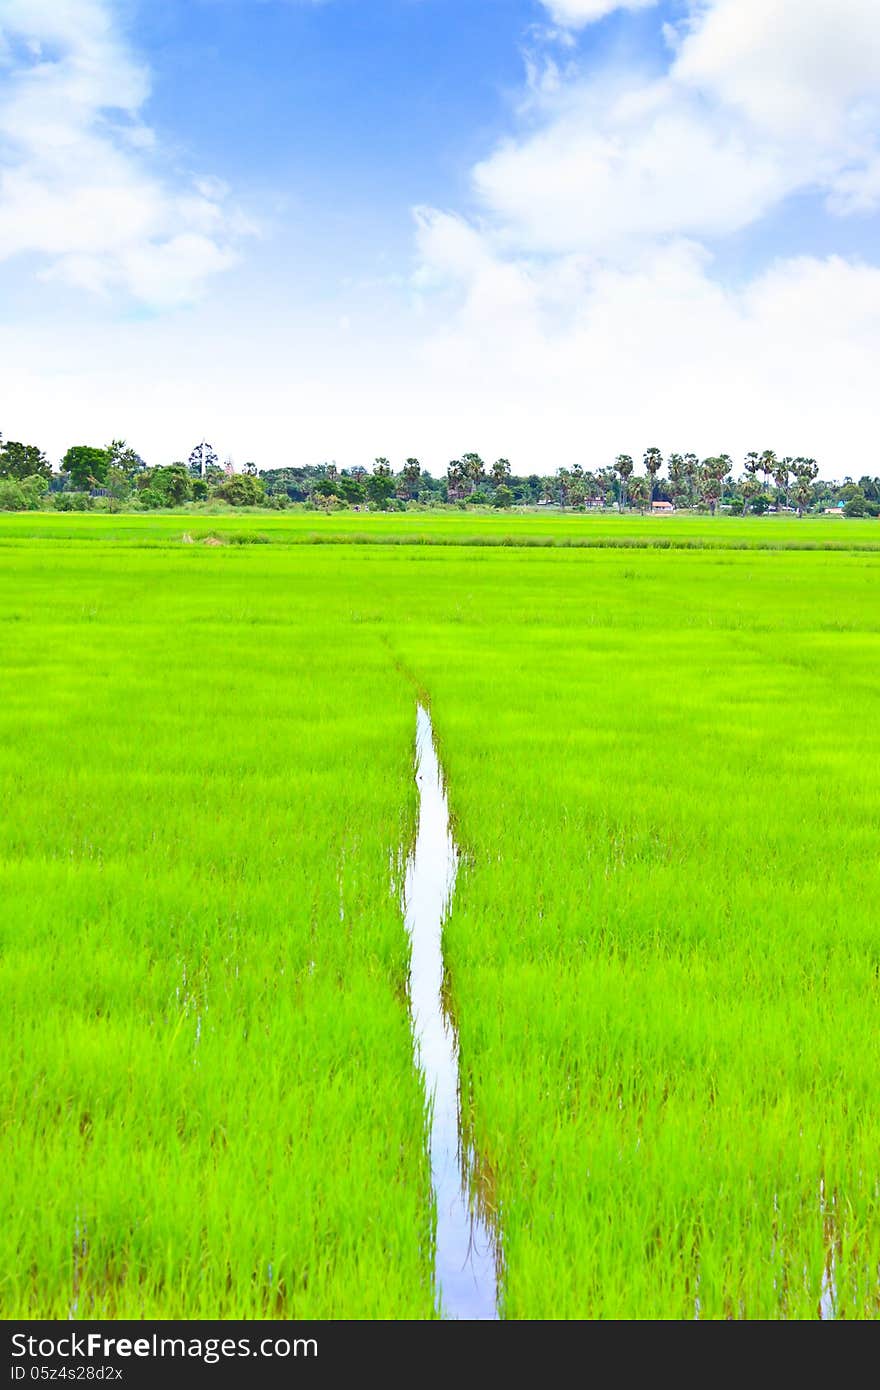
[403,705,501,1320]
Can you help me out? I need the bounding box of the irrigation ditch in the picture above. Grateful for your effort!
[402,704,502,1319]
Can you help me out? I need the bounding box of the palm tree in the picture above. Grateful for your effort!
[598,467,616,506]
[446,460,464,501]
[460,453,485,494]
[791,458,818,516]
[759,449,777,498]
[683,453,699,508]
[643,446,663,503]
[742,475,762,516]
[774,456,793,511]
[568,464,585,510]
[491,458,511,488]
[399,457,421,499]
[718,454,733,510]
[628,475,649,513]
[667,452,684,494]
[699,463,722,515]
[698,458,728,515]
[557,468,573,509]
[614,454,634,511]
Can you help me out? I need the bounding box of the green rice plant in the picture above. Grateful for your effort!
[0,508,877,552]
[0,544,432,1318]
[391,543,880,1318]
[2,531,879,1318]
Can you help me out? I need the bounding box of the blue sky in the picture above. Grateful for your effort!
[2,0,880,474]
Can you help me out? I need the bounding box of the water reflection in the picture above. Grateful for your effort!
[403,705,501,1320]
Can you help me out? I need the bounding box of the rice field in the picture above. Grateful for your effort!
[2,518,879,1317]
[0,508,878,551]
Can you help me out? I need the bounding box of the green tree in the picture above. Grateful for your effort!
[446,461,464,501]
[107,439,146,478]
[20,475,48,508]
[759,449,777,496]
[843,494,867,518]
[683,453,700,507]
[0,438,51,481]
[718,453,733,508]
[859,475,880,502]
[54,491,90,512]
[61,445,110,491]
[106,466,132,505]
[774,456,793,510]
[398,457,422,500]
[597,468,616,507]
[337,476,366,505]
[0,476,48,510]
[583,470,603,507]
[628,474,649,512]
[741,475,762,516]
[460,453,485,495]
[0,479,27,511]
[493,483,514,508]
[149,465,193,506]
[216,474,266,506]
[614,454,634,511]
[491,458,512,488]
[366,468,396,508]
[791,458,819,516]
[698,468,720,514]
[700,457,728,515]
[643,446,663,502]
[667,453,685,502]
[569,469,587,510]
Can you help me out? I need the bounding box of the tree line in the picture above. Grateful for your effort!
[0,434,878,518]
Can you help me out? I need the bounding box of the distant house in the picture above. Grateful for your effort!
[651,500,674,513]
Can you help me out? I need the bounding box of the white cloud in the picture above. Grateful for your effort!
[404,0,880,474]
[410,215,880,473]
[829,156,880,216]
[673,0,880,145]
[2,0,880,475]
[541,0,658,29]
[0,0,246,305]
[473,80,792,255]
[3,236,879,475]
[492,0,880,258]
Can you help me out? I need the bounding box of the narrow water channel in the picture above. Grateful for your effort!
[403,704,501,1320]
